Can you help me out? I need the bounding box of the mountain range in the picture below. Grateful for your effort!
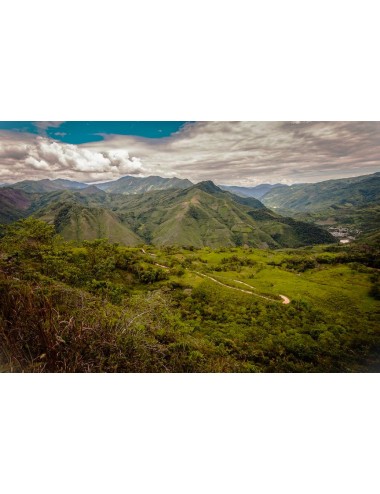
[260,172,380,233]
[1,171,379,247]
[0,176,334,248]
[96,175,193,194]
[261,172,380,211]
[8,175,193,195]
[219,183,286,199]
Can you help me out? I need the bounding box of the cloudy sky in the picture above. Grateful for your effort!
[0,121,379,185]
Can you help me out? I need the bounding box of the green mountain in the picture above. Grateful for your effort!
[2,178,334,248]
[262,172,380,212]
[10,178,88,193]
[36,201,142,245]
[97,175,193,194]
[220,183,286,199]
[291,203,380,235]
[52,179,88,189]
[109,181,333,248]
[260,172,380,235]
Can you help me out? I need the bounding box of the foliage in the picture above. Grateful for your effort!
[0,220,379,373]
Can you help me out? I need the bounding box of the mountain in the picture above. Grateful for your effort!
[261,172,380,212]
[289,202,380,236]
[0,188,33,224]
[260,172,380,235]
[220,183,286,199]
[1,177,334,248]
[30,186,108,209]
[52,179,88,190]
[77,185,106,196]
[10,178,88,193]
[96,175,193,194]
[35,201,142,245]
[108,181,333,248]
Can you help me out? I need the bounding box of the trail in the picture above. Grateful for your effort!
[193,271,289,303]
[141,250,291,304]
[234,279,257,290]
[141,248,156,257]
[279,295,290,305]
[141,249,168,269]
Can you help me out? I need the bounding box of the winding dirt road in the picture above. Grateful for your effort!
[141,249,291,304]
[194,272,290,304]
[279,295,290,304]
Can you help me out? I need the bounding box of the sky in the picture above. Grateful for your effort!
[0,121,379,185]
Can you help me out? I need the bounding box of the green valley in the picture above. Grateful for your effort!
[0,171,379,373]
[0,217,379,372]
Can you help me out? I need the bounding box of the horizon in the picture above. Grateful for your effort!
[1,121,380,185]
[1,169,380,189]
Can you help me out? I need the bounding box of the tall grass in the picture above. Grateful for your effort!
[0,275,241,373]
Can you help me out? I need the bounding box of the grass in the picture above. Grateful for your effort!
[137,245,378,317]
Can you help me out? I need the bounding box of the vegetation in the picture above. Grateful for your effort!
[1,218,378,373]
[262,172,380,212]
[0,180,334,248]
[289,203,380,236]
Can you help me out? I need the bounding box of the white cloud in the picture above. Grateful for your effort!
[33,121,65,135]
[1,122,380,185]
[83,121,380,185]
[0,133,145,183]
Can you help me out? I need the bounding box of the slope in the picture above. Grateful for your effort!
[220,183,286,199]
[10,178,88,193]
[114,181,334,248]
[262,172,380,212]
[97,175,193,194]
[0,188,33,224]
[36,201,142,245]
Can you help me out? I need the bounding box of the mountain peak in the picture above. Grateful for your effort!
[193,181,222,194]
[79,185,105,195]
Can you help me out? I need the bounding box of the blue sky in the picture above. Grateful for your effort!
[0,121,189,144]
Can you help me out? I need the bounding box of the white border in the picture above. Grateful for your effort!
[1,1,379,493]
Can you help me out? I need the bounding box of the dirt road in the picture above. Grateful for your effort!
[194,271,290,304]
[141,250,291,304]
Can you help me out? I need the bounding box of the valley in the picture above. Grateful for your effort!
[0,171,379,373]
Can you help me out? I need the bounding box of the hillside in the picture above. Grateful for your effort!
[293,203,380,235]
[220,183,286,199]
[111,181,333,248]
[36,201,142,245]
[0,188,33,223]
[9,178,88,193]
[97,175,193,194]
[1,219,379,372]
[1,178,334,248]
[262,172,380,212]
[52,179,88,189]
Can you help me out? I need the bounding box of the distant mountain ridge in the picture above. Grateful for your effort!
[96,175,193,194]
[0,179,333,248]
[261,172,380,212]
[3,171,378,247]
[8,175,193,196]
[219,183,286,199]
